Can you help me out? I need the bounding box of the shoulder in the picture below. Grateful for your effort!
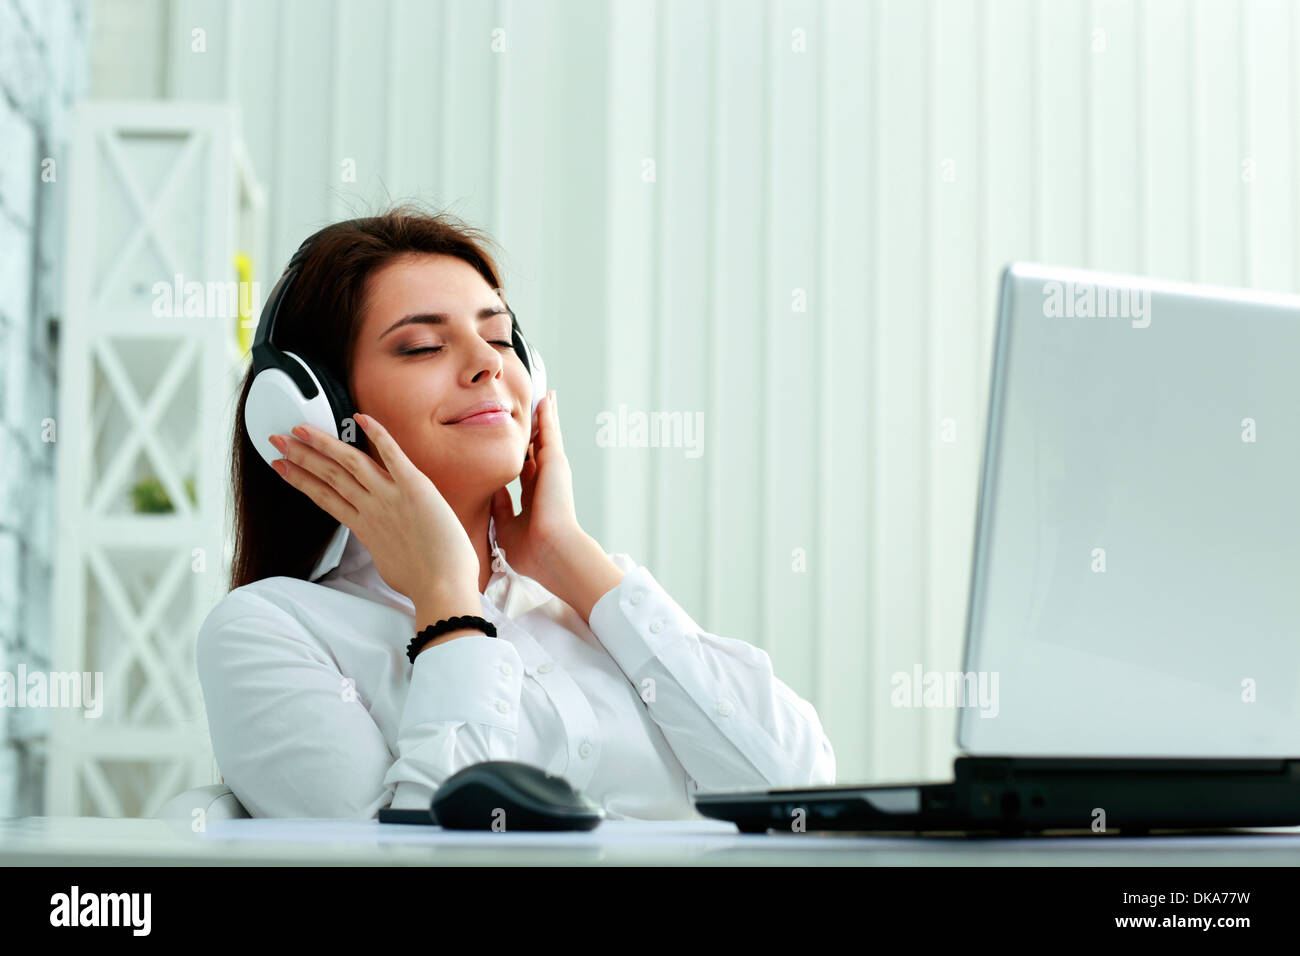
[200,576,313,630]
[196,576,337,660]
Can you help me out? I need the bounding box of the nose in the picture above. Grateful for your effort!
[464,336,505,386]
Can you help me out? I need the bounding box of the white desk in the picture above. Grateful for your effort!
[5,817,1300,865]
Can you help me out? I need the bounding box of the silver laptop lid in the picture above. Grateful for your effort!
[959,262,1300,757]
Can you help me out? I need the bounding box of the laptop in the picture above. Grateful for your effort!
[693,262,1300,835]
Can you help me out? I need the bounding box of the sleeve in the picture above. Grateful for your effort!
[195,591,525,819]
[586,554,836,794]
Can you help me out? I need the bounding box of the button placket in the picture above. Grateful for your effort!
[489,614,599,787]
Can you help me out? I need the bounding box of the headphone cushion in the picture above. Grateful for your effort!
[313,362,358,438]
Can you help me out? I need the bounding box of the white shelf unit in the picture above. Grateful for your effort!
[47,102,264,816]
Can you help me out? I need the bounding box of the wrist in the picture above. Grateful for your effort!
[550,533,625,626]
[413,586,482,632]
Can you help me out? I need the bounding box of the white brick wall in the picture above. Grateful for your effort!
[0,0,87,817]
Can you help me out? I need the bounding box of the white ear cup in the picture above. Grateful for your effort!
[245,352,342,468]
[525,340,548,440]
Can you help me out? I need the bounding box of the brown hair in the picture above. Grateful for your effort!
[228,203,509,592]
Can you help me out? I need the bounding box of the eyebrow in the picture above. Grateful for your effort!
[378,306,512,340]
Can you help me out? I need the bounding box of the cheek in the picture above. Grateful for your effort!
[353,361,441,438]
[513,364,534,407]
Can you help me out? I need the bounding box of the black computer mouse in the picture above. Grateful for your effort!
[430,760,605,831]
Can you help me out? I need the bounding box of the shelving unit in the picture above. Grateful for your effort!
[47,102,264,816]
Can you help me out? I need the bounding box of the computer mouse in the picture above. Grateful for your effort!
[430,760,606,831]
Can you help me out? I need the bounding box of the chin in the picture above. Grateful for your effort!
[475,444,527,479]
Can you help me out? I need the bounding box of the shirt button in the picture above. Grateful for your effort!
[499,662,513,677]
[579,740,593,758]
[649,619,664,634]
[496,700,510,714]
[538,661,553,674]
[717,700,733,717]
[630,589,645,606]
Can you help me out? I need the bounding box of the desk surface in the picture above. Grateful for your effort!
[6,817,1300,865]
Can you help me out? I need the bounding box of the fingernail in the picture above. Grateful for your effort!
[291,425,309,440]
[271,459,287,476]
[268,435,286,454]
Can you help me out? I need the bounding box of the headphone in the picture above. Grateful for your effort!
[244,221,547,470]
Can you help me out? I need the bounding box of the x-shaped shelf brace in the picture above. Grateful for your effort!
[78,752,191,820]
[95,126,207,304]
[84,544,192,726]
[89,336,199,517]
[121,557,204,727]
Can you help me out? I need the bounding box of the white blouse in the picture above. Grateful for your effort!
[195,516,837,820]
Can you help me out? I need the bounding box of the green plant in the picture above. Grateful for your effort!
[130,475,197,513]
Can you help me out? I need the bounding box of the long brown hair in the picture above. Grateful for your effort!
[228,204,509,591]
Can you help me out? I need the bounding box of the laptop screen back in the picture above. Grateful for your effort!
[959,263,1300,757]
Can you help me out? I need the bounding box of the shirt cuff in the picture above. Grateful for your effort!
[588,563,694,682]
[400,635,525,733]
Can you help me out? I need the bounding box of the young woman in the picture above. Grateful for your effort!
[196,206,836,819]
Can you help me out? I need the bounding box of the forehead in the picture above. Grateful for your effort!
[360,254,502,331]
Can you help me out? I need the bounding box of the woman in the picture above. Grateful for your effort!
[196,206,836,819]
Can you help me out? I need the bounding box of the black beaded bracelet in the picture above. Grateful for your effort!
[407,615,497,664]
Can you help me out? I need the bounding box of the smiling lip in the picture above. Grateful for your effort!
[450,410,511,426]
[445,401,512,425]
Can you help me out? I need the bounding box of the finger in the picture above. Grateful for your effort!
[288,422,392,493]
[280,429,370,507]
[272,457,361,528]
[355,413,417,483]
[538,390,563,455]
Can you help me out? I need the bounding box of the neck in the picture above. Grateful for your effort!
[443,491,495,593]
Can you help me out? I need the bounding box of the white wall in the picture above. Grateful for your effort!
[90,0,1300,786]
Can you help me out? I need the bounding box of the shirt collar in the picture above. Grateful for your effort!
[308,514,554,619]
[308,523,352,581]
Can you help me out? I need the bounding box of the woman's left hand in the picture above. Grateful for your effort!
[490,389,584,589]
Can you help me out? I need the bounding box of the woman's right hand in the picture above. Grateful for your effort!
[268,413,481,608]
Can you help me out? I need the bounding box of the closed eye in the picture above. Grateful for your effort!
[398,341,514,356]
